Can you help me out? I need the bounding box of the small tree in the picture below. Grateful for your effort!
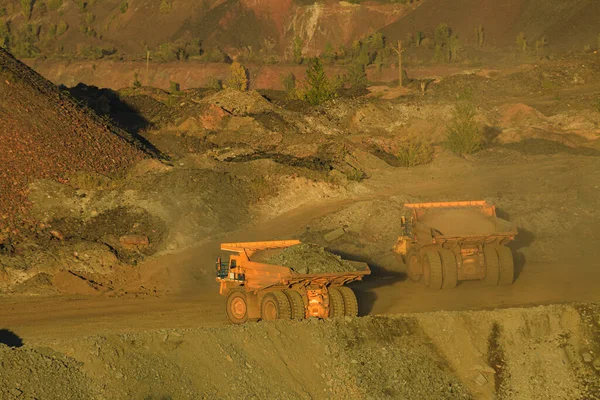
[535,36,547,54]
[448,35,461,62]
[293,36,303,64]
[120,1,129,13]
[280,72,297,99]
[415,31,425,47]
[133,72,142,88]
[434,23,452,62]
[474,25,485,48]
[516,32,528,52]
[304,57,336,106]
[226,61,248,91]
[446,102,484,156]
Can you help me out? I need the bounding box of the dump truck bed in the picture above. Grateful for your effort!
[407,201,516,240]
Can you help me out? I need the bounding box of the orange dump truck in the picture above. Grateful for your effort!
[394,201,518,289]
[216,240,370,324]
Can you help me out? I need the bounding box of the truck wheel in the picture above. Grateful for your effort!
[284,290,306,320]
[407,251,423,282]
[328,287,345,318]
[496,246,515,286]
[226,290,249,324]
[337,286,359,317]
[483,245,500,286]
[439,249,458,289]
[261,291,292,321]
[423,250,443,290]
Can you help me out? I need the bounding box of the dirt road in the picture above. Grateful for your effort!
[2,149,599,344]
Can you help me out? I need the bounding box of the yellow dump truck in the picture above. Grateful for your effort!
[216,240,370,324]
[394,201,518,289]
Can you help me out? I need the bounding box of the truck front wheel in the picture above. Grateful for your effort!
[226,290,249,324]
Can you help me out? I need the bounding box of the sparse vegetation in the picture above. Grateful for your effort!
[446,102,484,155]
[48,0,63,11]
[303,57,336,106]
[397,140,435,167]
[0,21,10,49]
[56,20,69,36]
[120,1,128,13]
[226,61,248,91]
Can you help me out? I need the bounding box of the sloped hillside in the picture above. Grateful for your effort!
[381,0,600,51]
[0,48,148,229]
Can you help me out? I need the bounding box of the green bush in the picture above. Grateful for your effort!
[347,61,368,89]
[445,102,484,155]
[397,140,434,167]
[0,7,6,17]
[0,20,10,49]
[120,1,128,13]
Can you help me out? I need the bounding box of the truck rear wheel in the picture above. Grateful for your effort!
[261,291,292,321]
[407,251,423,282]
[423,250,443,290]
[439,249,458,289]
[226,290,249,324]
[284,290,306,320]
[496,246,515,286]
[328,287,345,318]
[483,245,500,286]
[337,286,359,317]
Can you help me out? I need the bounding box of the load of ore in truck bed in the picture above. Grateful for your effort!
[264,244,364,274]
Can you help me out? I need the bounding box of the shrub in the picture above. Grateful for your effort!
[0,7,6,17]
[445,102,484,155]
[159,0,172,14]
[21,0,33,20]
[56,20,68,36]
[347,61,368,89]
[207,76,222,90]
[303,57,336,106]
[12,24,40,58]
[226,61,248,91]
[133,72,141,88]
[120,1,128,13]
[169,81,181,93]
[474,25,485,48]
[0,21,9,49]
[397,140,435,167]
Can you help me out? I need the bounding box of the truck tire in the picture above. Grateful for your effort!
[284,290,306,320]
[226,290,249,324]
[423,250,443,290]
[496,246,515,286]
[337,286,359,317]
[407,251,423,282]
[439,249,458,289]
[328,287,345,318]
[483,245,500,286]
[261,291,292,321]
